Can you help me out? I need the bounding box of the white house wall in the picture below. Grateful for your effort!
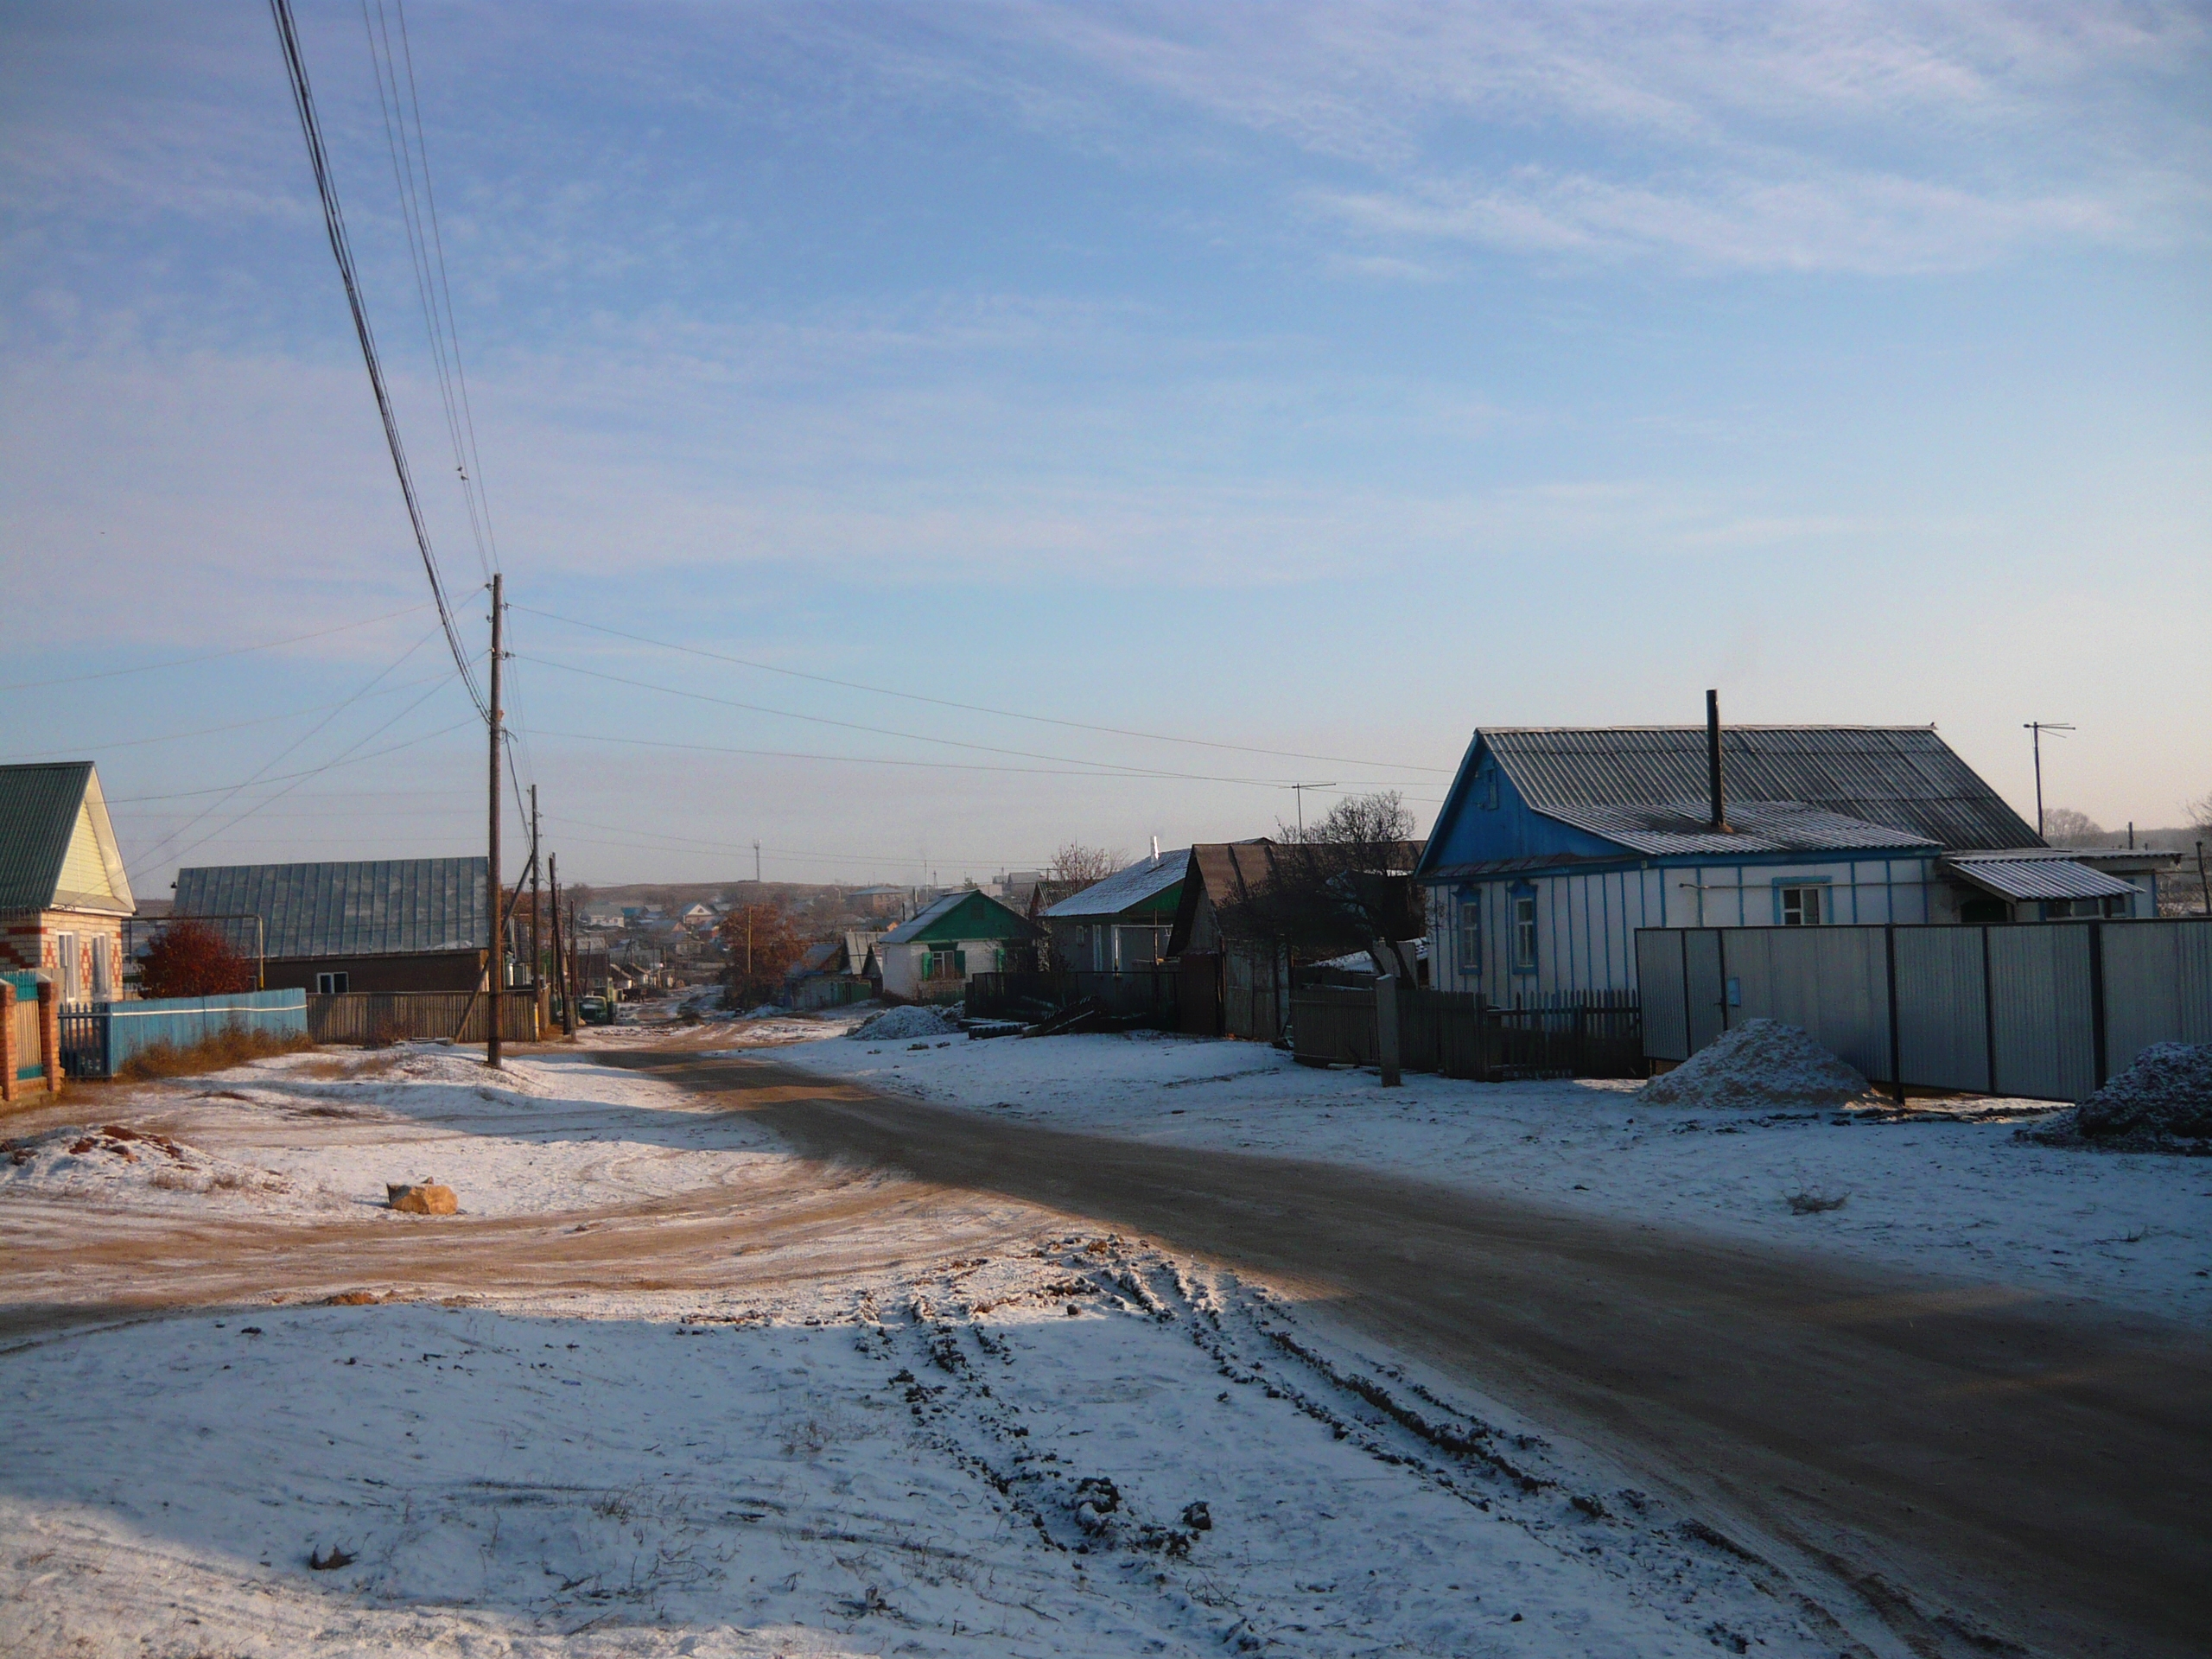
[1426,857,1944,1002]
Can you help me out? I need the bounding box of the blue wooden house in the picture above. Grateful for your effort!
[1415,720,2166,1003]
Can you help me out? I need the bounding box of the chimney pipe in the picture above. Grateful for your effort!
[1706,689,1729,833]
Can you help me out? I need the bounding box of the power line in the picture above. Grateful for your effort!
[266,0,486,720]
[511,605,1451,774]
[0,668,455,762]
[528,723,1438,790]
[102,721,480,804]
[517,653,1427,787]
[0,602,433,695]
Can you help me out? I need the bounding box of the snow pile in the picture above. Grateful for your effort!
[1637,1019,1872,1111]
[850,1004,960,1041]
[2020,1043,2212,1154]
[0,1123,327,1211]
[745,1002,784,1019]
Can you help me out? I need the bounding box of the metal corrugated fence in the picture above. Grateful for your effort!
[1634,919,2211,1103]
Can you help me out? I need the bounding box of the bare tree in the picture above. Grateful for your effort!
[1050,843,1123,887]
[1279,791,1414,848]
[2041,807,2109,848]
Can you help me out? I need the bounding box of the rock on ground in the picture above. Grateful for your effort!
[385,1182,459,1215]
[2018,1043,2212,1154]
[1638,1019,1871,1111]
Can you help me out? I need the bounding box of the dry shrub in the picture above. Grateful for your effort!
[118,1025,314,1082]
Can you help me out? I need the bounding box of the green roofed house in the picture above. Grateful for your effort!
[875,888,1039,1003]
[0,762,136,1006]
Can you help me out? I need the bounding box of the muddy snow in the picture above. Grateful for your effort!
[773,1027,2212,1325]
[0,1042,1860,1658]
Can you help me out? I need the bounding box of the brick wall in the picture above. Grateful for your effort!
[0,911,126,999]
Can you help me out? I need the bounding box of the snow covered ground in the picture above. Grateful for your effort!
[773,1027,2212,1325]
[2,1045,791,1221]
[0,1038,1864,1657]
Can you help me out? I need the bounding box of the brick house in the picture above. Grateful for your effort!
[0,762,137,1006]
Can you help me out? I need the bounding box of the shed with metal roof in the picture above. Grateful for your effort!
[1040,849,1187,972]
[171,857,491,995]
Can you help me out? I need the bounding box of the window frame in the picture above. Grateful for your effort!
[316,971,350,995]
[1774,877,1833,926]
[1457,893,1482,980]
[1510,889,1538,974]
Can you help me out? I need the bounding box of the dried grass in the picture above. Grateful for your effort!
[118,1026,314,1082]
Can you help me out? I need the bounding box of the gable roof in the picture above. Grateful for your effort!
[1041,849,1190,921]
[1475,726,2037,854]
[0,762,135,916]
[880,887,1039,945]
[173,857,487,958]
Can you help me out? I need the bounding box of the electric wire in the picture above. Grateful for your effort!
[103,723,480,805]
[0,667,459,761]
[124,623,445,877]
[510,605,1451,774]
[0,603,433,695]
[517,653,1430,788]
[267,0,486,720]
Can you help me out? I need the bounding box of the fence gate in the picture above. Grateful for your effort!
[1636,919,2211,1102]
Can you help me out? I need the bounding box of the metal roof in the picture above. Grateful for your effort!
[1040,849,1190,920]
[880,887,1038,944]
[1538,801,1936,857]
[172,858,488,958]
[0,762,135,916]
[1941,855,2139,902]
[1478,726,2037,852]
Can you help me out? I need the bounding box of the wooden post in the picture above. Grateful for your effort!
[36,980,60,1096]
[0,981,16,1105]
[486,571,505,1070]
[530,785,543,1029]
[1376,969,1402,1087]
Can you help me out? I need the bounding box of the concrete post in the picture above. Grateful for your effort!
[0,981,16,1105]
[36,980,60,1096]
[1376,971,1402,1088]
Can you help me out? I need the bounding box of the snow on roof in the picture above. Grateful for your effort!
[1538,801,1937,857]
[1040,849,1190,920]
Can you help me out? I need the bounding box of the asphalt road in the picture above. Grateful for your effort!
[601,1047,2212,1659]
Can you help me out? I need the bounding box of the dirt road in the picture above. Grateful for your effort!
[594,1048,2212,1659]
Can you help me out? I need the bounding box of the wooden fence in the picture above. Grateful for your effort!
[1290,985,1643,1081]
[308,991,539,1046]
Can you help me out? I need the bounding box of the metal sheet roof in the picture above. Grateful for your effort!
[1539,801,1936,857]
[0,762,135,915]
[1942,855,2140,901]
[1040,849,1190,920]
[880,888,1038,944]
[172,858,488,958]
[1481,727,2037,852]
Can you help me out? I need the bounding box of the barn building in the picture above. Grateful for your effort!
[171,857,491,995]
[1416,715,2171,1004]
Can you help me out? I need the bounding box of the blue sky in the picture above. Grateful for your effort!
[4,1,2208,890]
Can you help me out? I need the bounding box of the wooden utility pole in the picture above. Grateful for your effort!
[529,785,543,1027]
[568,895,582,1027]
[486,572,505,1070]
[550,852,575,1036]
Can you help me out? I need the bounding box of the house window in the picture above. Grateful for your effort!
[1779,886,1826,926]
[1458,900,1482,978]
[1510,894,1538,973]
[316,971,350,995]
[55,931,81,1003]
[91,936,113,1001]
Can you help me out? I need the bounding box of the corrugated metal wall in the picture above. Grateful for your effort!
[1636,918,2210,1102]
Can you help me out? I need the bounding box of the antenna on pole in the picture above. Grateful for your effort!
[2023,721,2074,841]
[1288,782,1337,837]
